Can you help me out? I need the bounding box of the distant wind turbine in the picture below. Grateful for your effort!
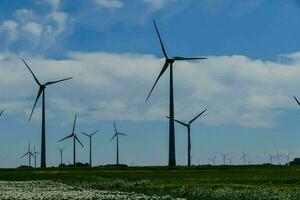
[23,59,72,168]
[21,140,33,167]
[167,109,207,166]
[286,152,292,165]
[110,122,127,166]
[208,156,216,165]
[227,156,234,165]
[81,130,98,167]
[145,20,207,167]
[57,147,65,166]
[221,153,228,165]
[276,150,281,165]
[269,154,274,164]
[240,151,247,165]
[32,145,39,168]
[58,115,84,166]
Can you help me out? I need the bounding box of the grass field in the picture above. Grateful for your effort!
[0,165,300,199]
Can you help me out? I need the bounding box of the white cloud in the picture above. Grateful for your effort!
[0,51,300,128]
[14,9,34,22]
[0,6,70,52]
[0,20,19,42]
[140,0,178,10]
[22,22,43,37]
[94,0,123,9]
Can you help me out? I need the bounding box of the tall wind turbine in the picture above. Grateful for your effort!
[23,59,72,168]
[240,151,247,165]
[57,147,65,166]
[32,145,39,168]
[81,130,98,167]
[21,140,33,167]
[58,115,84,166]
[167,109,207,166]
[110,122,127,166]
[145,20,207,167]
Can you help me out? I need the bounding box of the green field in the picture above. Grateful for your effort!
[1,165,300,199]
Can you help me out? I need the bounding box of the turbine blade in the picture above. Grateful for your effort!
[153,20,168,58]
[189,109,207,124]
[29,87,43,121]
[45,77,73,86]
[294,96,300,106]
[23,59,41,86]
[109,134,117,142]
[173,57,207,61]
[58,134,73,142]
[81,131,90,137]
[146,61,169,102]
[118,133,127,136]
[75,136,84,147]
[20,152,29,158]
[91,130,98,136]
[72,115,77,134]
[166,116,188,127]
[0,110,3,116]
[113,122,117,133]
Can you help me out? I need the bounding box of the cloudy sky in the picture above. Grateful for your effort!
[1,0,300,167]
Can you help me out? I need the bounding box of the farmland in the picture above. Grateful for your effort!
[0,165,300,199]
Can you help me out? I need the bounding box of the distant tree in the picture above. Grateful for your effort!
[18,165,33,169]
[58,163,66,167]
[289,158,300,165]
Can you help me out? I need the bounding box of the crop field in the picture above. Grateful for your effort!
[0,165,300,199]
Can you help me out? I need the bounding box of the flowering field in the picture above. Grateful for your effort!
[0,181,184,200]
[0,165,300,199]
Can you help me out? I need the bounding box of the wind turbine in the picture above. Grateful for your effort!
[32,145,39,168]
[145,20,207,167]
[110,122,127,166]
[269,154,274,164]
[208,156,216,165]
[81,130,98,167]
[240,151,247,165]
[167,109,207,166]
[221,153,228,165]
[23,59,72,168]
[57,147,65,166]
[227,156,234,165]
[276,150,281,165]
[21,140,33,167]
[286,152,292,165]
[58,115,84,167]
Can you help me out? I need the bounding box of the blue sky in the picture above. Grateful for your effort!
[1,0,300,167]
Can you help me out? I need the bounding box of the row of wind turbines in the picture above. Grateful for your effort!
[208,151,293,166]
[20,116,126,167]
